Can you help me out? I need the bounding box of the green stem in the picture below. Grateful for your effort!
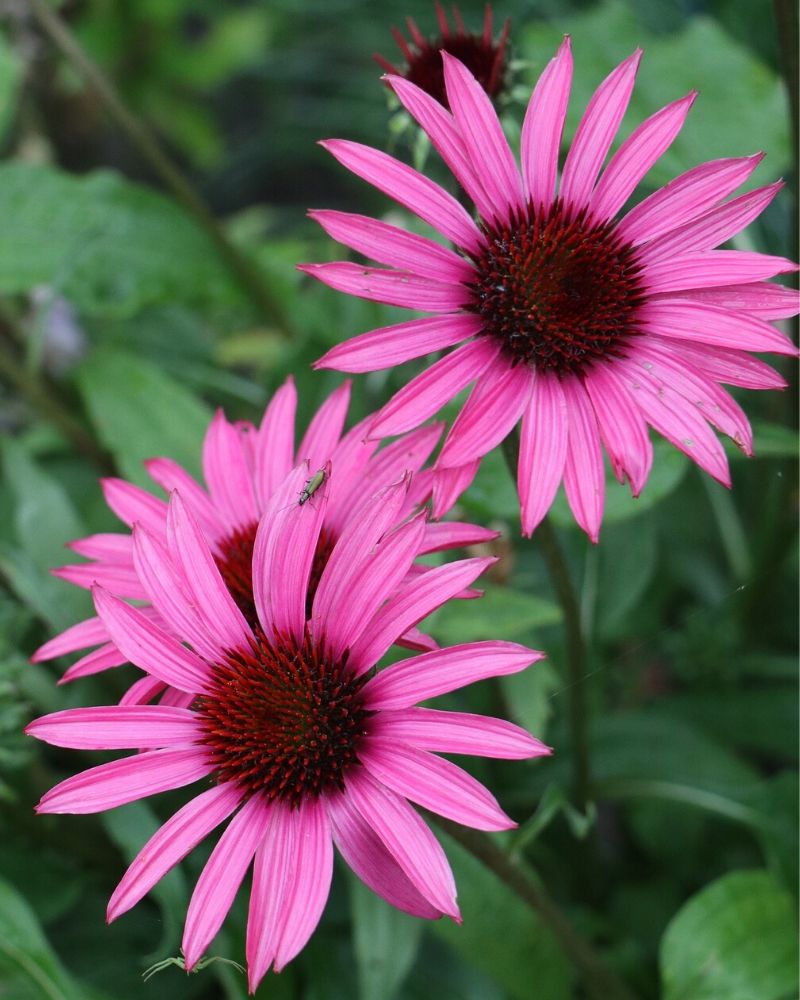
[434,818,640,1000]
[25,0,294,335]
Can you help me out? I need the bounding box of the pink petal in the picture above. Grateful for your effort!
[201,410,259,530]
[26,705,199,750]
[639,299,797,355]
[364,641,543,710]
[377,707,551,759]
[322,416,379,536]
[183,794,273,971]
[245,805,292,987]
[638,182,784,265]
[53,562,147,599]
[60,642,127,684]
[521,36,573,209]
[253,376,298,509]
[36,747,213,814]
[309,210,474,283]
[437,360,532,467]
[418,521,499,554]
[166,492,255,651]
[345,767,460,919]
[655,339,787,390]
[252,462,329,644]
[31,615,108,661]
[108,783,242,921]
[561,379,605,543]
[100,478,167,537]
[590,92,696,222]
[315,313,481,374]
[296,380,351,469]
[430,459,481,518]
[518,373,569,537]
[320,139,482,254]
[299,262,466,312]
[67,533,133,561]
[560,49,642,211]
[583,363,653,494]
[663,282,800,320]
[93,586,209,694]
[144,458,225,543]
[362,739,514,831]
[370,338,501,438]
[644,250,797,294]
[326,789,442,918]
[442,52,524,220]
[119,675,166,706]
[616,154,764,246]
[348,556,495,675]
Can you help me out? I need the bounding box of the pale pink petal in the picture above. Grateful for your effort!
[655,339,787,389]
[322,416,379,536]
[377,707,551,759]
[245,805,292,987]
[590,92,696,221]
[583,364,653,494]
[644,250,797,294]
[315,314,481,374]
[418,521,499,554]
[308,210,474,283]
[119,675,166,706]
[361,739,514,831]
[345,767,460,919]
[93,587,210,694]
[437,360,532,467]
[67,533,133,561]
[348,556,495,675]
[561,379,605,543]
[60,643,126,683]
[201,410,258,529]
[560,49,642,211]
[31,615,108,661]
[252,462,329,644]
[371,338,501,438]
[521,36,573,208]
[183,794,273,971]
[637,182,784,265]
[144,458,225,544]
[53,562,147,599]
[36,747,213,814]
[364,641,542,710]
[326,790,442,918]
[254,376,298,509]
[26,705,199,750]
[166,492,254,650]
[108,784,242,921]
[320,139,482,254]
[100,478,167,537]
[431,460,481,518]
[616,154,764,245]
[296,380,351,469]
[395,625,439,653]
[663,282,799,320]
[298,263,466,312]
[442,52,524,219]
[639,300,797,355]
[518,373,568,537]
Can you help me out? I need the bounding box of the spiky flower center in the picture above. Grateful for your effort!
[215,522,336,631]
[197,631,372,807]
[467,201,647,375]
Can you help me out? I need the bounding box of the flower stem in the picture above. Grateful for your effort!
[434,818,640,1000]
[25,0,295,336]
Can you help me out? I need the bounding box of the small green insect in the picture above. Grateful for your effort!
[298,466,328,506]
[142,953,245,982]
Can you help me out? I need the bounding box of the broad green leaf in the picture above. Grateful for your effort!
[593,515,658,638]
[348,870,422,1000]
[660,870,798,1000]
[499,658,560,741]
[747,420,800,460]
[431,831,573,1000]
[0,164,243,318]
[430,583,561,646]
[0,33,22,141]
[77,348,212,487]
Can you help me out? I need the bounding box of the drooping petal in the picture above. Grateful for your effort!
[561,379,605,543]
[182,794,273,971]
[361,739,515,831]
[119,675,167,706]
[144,458,226,543]
[60,643,126,683]
[36,747,213,814]
[639,300,797,355]
[518,373,569,537]
[377,707,551,759]
[296,380,351,469]
[67,533,133,561]
[560,49,642,211]
[253,376,298,509]
[201,410,259,530]
[26,705,199,750]
[430,460,481,518]
[245,804,292,988]
[583,364,653,495]
[31,615,108,661]
[53,562,147,599]
[521,36,573,208]
[298,262,467,312]
[418,521,499,554]
[365,641,542,710]
[108,783,242,921]
[100,478,167,537]
[643,250,797,294]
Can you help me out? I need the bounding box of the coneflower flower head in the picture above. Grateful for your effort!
[303,40,799,542]
[27,466,548,993]
[374,2,510,110]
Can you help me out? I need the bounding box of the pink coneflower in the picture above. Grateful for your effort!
[374,2,510,110]
[32,377,496,684]
[27,471,548,992]
[302,40,799,541]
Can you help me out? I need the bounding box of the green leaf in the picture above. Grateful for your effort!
[348,870,422,1000]
[0,164,243,318]
[431,832,573,1000]
[660,870,798,1000]
[77,347,212,487]
[0,33,22,142]
[593,515,658,638]
[429,583,561,646]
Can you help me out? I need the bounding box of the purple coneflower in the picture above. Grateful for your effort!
[28,469,548,993]
[32,377,496,685]
[303,40,798,541]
